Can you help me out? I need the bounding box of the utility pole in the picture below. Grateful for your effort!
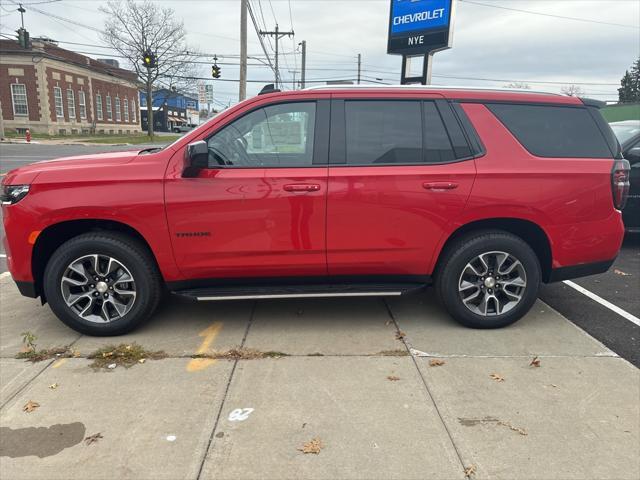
[299,40,306,89]
[239,0,247,101]
[357,53,361,85]
[259,25,294,89]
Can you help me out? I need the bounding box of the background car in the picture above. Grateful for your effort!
[610,120,640,232]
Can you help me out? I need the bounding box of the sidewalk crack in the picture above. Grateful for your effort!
[382,298,468,475]
[195,300,257,480]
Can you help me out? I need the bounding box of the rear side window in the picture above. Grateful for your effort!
[345,101,422,164]
[487,103,613,158]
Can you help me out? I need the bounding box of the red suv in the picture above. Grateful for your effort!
[2,86,629,335]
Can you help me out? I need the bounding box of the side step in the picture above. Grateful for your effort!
[172,282,426,301]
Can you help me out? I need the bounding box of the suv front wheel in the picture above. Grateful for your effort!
[435,231,541,329]
[43,232,162,336]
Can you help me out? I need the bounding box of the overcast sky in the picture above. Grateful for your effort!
[1,0,638,107]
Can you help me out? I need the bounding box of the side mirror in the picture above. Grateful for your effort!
[183,140,208,177]
[625,146,640,164]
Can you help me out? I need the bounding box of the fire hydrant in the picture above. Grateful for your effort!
[25,128,31,143]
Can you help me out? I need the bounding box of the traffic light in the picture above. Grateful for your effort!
[17,27,29,49]
[142,50,157,69]
[211,64,221,79]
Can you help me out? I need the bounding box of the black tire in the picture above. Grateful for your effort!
[435,231,541,329]
[43,232,162,336]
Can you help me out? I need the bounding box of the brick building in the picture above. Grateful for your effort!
[0,37,140,135]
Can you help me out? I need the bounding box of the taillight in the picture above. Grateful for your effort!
[611,159,630,210]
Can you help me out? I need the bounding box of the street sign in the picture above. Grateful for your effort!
[205,85,214,103]
[387,0,455,56]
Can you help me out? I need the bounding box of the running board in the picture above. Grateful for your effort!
[172,282,426,301]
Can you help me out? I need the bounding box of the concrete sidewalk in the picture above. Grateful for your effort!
[1,275,638,479]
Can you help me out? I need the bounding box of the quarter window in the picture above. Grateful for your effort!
[423,102,456,163]
[106,95,112,121]
[54,87,64,118]
[123,98,129,122]
[487,103,613,158]
[207,102,316,168]
[67,89,76,119]
[345,101,422,164]
[78,90,87,119]
[115,97,121,122]
[96,94,103,120]
[10,84,28,116]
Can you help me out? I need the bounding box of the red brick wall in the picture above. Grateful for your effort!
[0,64,40,122]
[45,67,92,123]
[91,79,139,126]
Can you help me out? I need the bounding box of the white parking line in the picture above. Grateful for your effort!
[563,280,640,327]
[0,254,6,258]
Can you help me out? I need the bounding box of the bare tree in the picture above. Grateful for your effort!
[560,85,584,97]
[503,82,531,89]
[101,0,199,137]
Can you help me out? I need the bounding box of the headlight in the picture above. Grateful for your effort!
[1,185,30,205]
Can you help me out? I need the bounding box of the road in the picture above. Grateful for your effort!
[1,143,638,367]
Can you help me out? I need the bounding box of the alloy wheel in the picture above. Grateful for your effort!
[60,254,137,323]
[457,250,527,316]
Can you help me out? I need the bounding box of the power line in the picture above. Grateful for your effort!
[459,0,640,29]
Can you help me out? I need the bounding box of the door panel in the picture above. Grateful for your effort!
[327,163,475,275]
[164,99,330,280]
[165,167,328,279]
[326,98,476,276]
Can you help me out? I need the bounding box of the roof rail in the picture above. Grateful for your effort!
[259,84,281,95]
[303,84,562,96]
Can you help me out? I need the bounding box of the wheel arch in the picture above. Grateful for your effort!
[434,218,553,282]
[32,219,162,301]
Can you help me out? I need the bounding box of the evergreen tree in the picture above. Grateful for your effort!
[618,58,640,103]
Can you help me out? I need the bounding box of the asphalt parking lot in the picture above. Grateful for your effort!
[1,143,639,479]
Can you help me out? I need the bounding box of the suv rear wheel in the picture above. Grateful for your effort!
[435,231,541,328]
[43,232,161,336]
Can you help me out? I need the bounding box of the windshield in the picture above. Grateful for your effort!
[610,122,640,145]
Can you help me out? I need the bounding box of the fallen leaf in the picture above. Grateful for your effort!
[298,437,323,454]
[23,400,40,413]
[429,359,446,367]
[102,351,113,358]
[138,358,146,364]
[125,345,132,350]
[529,356,541,368]
[614,269,631,276]
[72,349,81,358]
[395,331,406,341]
[48,383,58,389]
[490,373,505,382]
[84,433,103,445]
[464,465,477,477]
[387,375,400,381]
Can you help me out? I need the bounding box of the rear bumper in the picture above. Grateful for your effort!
[547,258,615,283]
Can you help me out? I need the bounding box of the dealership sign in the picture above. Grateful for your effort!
[388,0,454,55]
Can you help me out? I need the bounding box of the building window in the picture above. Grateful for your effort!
[96,94,103,121]
[115,97,121,122]
[67,88,76,119]
[131,99,136,123]
[106,95,112,121]
[10,84,28,116]
[78,90,87,119]
[54,87,64,118]
[123,98,129,122]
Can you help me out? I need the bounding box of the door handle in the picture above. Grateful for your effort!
[283,183,321,192]
[422,182,459,191]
